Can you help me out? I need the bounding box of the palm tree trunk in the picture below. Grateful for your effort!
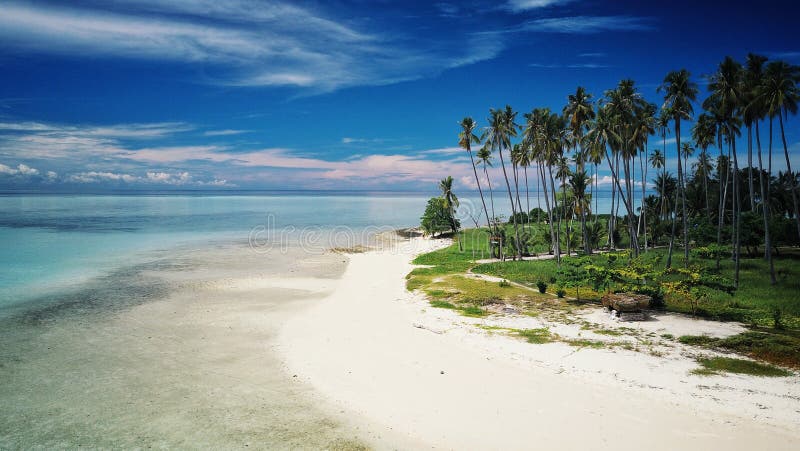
[498,144,522,259]
[539,161,557,258]
[747,124,755,211]
[524,165,530,233]
[755,120,777,284]
[703,150,710,218]
[609,159,617,248]
[548,164,561,263]
[622,154,640,256]
[778,113,800,241]
[640,146,648,251]
[467,148,491,233]
[716,141,730,271]
[677,120,689,266]
[483,164,496,231]
[732,138,742,288]
[605,148,638,256]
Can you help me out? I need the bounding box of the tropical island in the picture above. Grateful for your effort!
[414,55,800,375]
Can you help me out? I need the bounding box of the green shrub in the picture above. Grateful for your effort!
[536,281,548,294]
[556,288,566,298]
[498,279,511,288]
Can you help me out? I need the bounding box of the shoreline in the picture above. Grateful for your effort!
[278,236,800,450]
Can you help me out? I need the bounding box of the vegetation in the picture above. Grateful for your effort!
[412,53,800,372]
[691,357,792,377]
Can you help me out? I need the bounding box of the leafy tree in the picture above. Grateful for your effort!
[420,197,458,237]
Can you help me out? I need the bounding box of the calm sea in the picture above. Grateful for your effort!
[0,192,430,310]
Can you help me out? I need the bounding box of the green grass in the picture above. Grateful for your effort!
[564,338,607,348]
[680,330,800,368]
[514,328,553,344]
[474,247,800,329]
[691,357,792,377]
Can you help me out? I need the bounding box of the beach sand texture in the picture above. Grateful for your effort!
[280,237,800,450]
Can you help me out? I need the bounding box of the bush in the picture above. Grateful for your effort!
[536,281,548,294]
[773,307,785,330]
[556,288,566,298]
[633,285,665,308]
[498,279,511,288]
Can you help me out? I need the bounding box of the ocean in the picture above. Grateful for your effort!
[0,192,429,311]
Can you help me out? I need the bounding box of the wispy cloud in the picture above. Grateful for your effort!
[0,1,501,92]
[341,137,386,145]
[505,0,576,12]
[203,129,250,137]
[529,63,610,69]
[523,16,654,33]
[577,52,607,58]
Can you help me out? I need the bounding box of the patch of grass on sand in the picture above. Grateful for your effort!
[564,338,606,348]
[679,330,800,369]
[691,357,792,377]
[429,300,457,310]
[514,328,552,344]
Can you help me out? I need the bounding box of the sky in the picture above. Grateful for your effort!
[1,0,799,192]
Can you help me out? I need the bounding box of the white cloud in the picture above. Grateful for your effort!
[0,1,501,92]
[0,163,40,176]
[69,171,139,183]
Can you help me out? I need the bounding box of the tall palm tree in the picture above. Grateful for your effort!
[659,69,698,268]
[744,53,776,284]
[633,103,656,251]
[439,176,460,233]
[459,117,490,232]
[761,60,800,241]
[569,169,591,252]
[705,57,743,281]
[483,106,522,258]
[692,113,717,217]
[564,86,596,253]
[649,149,666,219]
[476,145,497,230]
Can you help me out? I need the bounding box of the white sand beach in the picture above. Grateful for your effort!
[279,237,800,450]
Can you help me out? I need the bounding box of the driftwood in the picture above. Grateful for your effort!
[601,293,651,313]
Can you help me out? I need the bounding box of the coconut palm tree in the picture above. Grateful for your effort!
[483,106,522,258]
[692,113,717,217]
[659,69,698,268]
[706,56,745,285]
[459,117,490,232]
[439,176,460,233]
[564,86,596,253]
[476,145,496,229]
[633,103,656,251]
[744,53,776,284]
[760,60,800,242]
[649,149,666,219]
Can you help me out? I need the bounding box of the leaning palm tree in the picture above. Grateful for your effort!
[761,60,800,241]
[659,69,698,268]
[439,176,460,234]
[744,53,776,284]
[459,117,490,232]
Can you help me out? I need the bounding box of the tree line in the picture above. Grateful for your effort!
[450,54,799,286]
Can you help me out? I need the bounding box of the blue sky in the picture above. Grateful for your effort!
[1,0,799,192]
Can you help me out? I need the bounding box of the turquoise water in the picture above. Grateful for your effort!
[0,193,428,309]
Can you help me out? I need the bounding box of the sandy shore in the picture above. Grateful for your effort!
[279,237,800,450]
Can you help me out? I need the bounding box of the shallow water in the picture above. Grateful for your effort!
[0,193,427,310]
[0,193,428,448]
